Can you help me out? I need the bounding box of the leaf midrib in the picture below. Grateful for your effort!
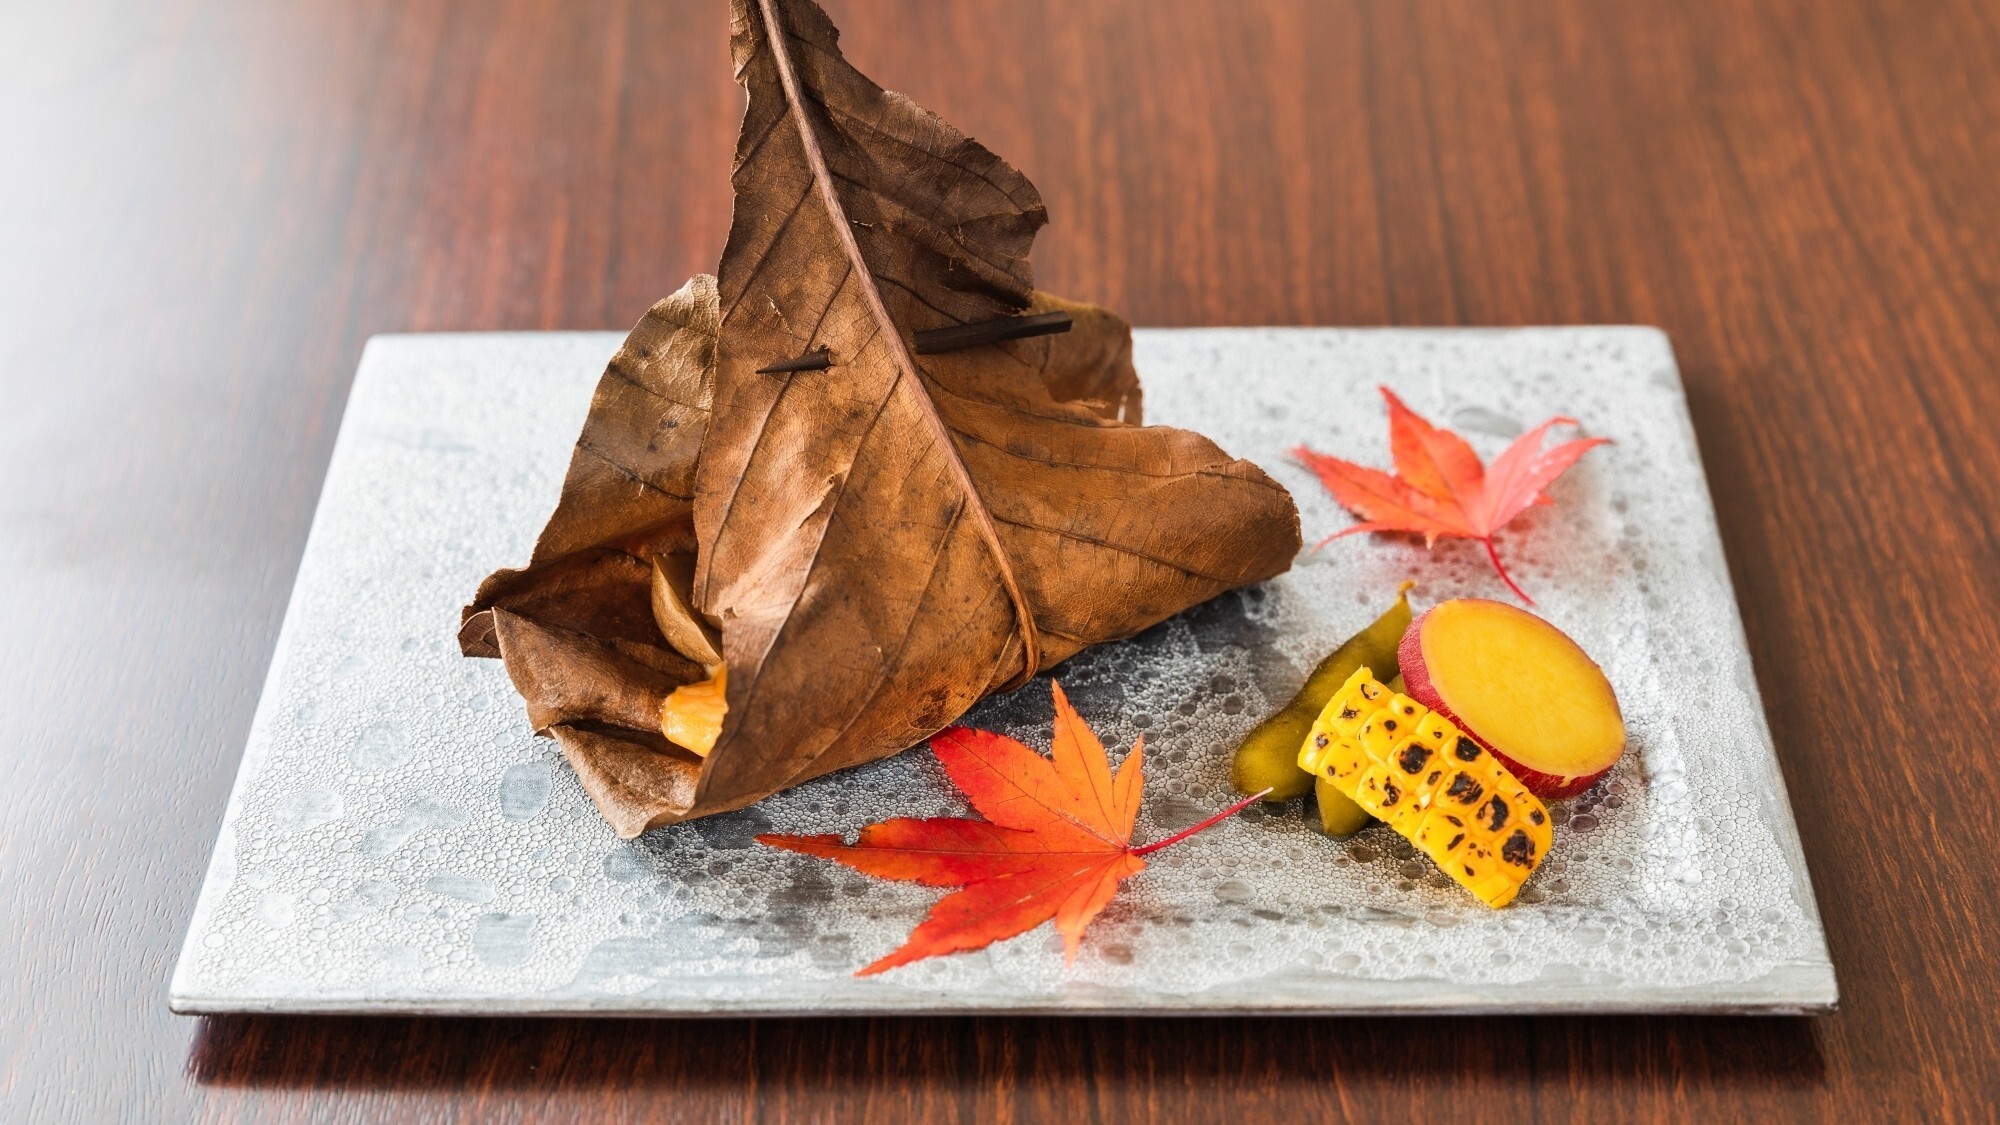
[750,0,1043,688]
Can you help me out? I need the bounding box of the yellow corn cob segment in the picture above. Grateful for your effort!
[1298,667,1552,907]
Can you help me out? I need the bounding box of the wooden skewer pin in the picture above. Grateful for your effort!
[914,311,1072,354]
[756,346,832,374]
[757,312,1073,374]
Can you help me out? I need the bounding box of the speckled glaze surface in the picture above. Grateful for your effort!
[171,328,1835,1016]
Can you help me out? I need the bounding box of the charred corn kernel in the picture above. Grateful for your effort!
[1413,711,1455,750]
[1386,740,1449,808]
[1445,733,1489,767]
[1355,764,1424,832]
[1358,712,1403,759]
[1329,705,1369,737]
[1511,784,1554,862]
[1436,768,1488,813]
[1469,872,1521,908]
[1325,740,1371,788]
[1323,686,1374,736]
[1299,667,1551,907]
[1298,729,1334,773]
[1412,806,1471,865]
[1300,711,1371,787]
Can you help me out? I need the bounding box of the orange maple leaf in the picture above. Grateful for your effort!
[757,682,1263,976]
[1293,387,1609,604]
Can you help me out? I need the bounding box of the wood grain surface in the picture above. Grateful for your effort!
[2,0,1995,1120]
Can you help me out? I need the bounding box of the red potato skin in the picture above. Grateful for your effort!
[1397,609,1610,801]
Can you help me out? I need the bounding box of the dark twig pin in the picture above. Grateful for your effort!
[757,346,833,374]
[758,312,1073,374]
[913,311,1073,355]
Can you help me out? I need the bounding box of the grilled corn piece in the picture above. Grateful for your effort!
[1298,667,1552,907]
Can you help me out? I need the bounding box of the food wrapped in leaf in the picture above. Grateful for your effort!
[462,0,1302,837]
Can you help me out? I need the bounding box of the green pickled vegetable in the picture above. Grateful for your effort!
[1313,775,1374,836]
[1229,582,1414,804]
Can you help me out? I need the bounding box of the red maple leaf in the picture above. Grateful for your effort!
[1293,387,1609,604]
[757,682,1263,976]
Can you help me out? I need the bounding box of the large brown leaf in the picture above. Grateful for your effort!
[690,0,1299,811]
[461,274,719,661]
[461,277,722,833]
[464,0,1300,837]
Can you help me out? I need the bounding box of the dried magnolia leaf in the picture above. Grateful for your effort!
[459,547,660,659]
[552,725,703,840]
[460,275,718,658]
[462,0,1300,838]
[689,0,1298,815]
[1019,290,1143,426]
[531,277,717,565]
[488,609,701,733]
[650,553,722,668]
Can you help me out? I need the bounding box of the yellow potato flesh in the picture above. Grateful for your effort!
[1420,600,1623,778]
[661,665,728,757]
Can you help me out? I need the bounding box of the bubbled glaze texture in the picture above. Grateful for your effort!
[172,328,1835,1014]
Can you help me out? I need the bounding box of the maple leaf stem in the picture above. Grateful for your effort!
[1481,537,1535,605]
[1130,789,1270,856]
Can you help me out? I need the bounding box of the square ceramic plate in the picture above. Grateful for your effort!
[171,327,1836,1016]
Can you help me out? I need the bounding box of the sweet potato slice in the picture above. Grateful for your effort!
[1399,599,1625,799]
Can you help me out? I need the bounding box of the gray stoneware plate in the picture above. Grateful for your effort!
[171,327,1837,1016]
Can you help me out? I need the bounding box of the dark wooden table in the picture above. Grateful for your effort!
[5,0,1996,1119]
